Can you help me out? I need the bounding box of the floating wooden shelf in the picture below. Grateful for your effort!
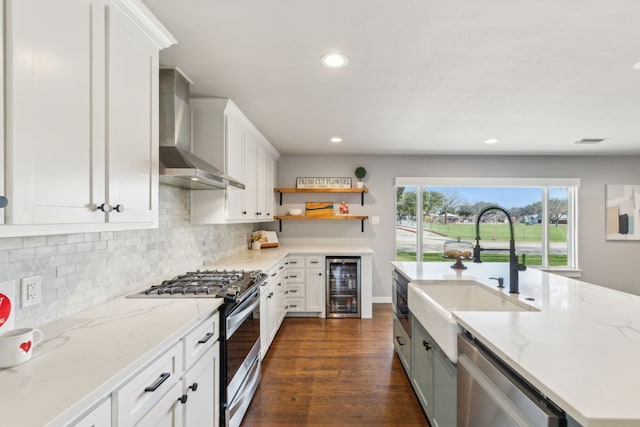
[274,187,368,205]
[273,215,369,232]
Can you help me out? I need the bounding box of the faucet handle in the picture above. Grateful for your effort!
[489,277,504,288]
[518,254,527,271]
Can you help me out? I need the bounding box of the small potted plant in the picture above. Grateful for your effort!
[251,234,262,250]
[354,166,367,188]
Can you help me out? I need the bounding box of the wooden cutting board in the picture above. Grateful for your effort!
[305,202,334,217]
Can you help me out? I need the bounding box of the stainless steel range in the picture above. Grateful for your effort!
[132,269,266,427]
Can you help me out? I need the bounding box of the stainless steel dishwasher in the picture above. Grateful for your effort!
[457,333,565,427]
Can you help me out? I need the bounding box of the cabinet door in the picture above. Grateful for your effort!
[305,268,325,313]
[5,0,106,224]
[264,153,275,219]
[411,321,434,418]
[183,342,219,427]
[106,4,158,224]
[255,145,266,220]
[136,381,184,427]
[71,397,111,427]
[225,112,246,220]
[243,132,258,219]
[433,350,457,427]
[0,3,5,225]
[259,279,271,358]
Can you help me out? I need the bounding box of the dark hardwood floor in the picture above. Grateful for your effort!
[242,303,429,426]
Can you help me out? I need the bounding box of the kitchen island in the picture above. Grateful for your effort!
[393,261,640,427]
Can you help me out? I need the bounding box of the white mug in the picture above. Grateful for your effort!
[0,327,44,369]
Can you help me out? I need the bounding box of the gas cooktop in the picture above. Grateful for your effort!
[130,269,266,302]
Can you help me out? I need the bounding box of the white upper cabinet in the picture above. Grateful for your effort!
[0,0,174,237]
[106,3,158,224]
[5,0,107,225]
[191,98,279,224]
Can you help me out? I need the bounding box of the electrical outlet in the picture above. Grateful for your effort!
[21,276,42,308]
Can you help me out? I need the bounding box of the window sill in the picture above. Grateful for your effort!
[533,267,583,278]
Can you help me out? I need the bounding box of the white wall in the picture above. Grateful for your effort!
[276,154,640,299]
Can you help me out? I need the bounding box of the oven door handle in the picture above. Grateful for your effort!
[226,291,260,337]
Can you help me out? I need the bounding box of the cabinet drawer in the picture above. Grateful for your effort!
[115,341,183,426]
[285,283,305,298]
[306,256,323,268]
[286,256,304,268]
[284,268,304,283]
[285,297,305,312]
[184,312,219,369]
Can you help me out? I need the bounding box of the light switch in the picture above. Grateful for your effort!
[371,216,380,225]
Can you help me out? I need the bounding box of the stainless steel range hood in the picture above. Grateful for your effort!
[159,68,244,190]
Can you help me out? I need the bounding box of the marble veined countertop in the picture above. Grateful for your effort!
[0,297,222,427]
[392,261,640,427]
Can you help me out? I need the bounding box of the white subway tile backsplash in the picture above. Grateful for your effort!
[1,186,256,328]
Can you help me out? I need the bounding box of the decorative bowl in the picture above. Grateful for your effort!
[288,208,304,216]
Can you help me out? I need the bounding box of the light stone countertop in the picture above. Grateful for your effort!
[0,297,222,427]
[208,244,374,271]
[392,261,640,427]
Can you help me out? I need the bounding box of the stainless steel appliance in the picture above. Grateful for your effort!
[158,68,244,190]
[457,332,565,427]
[132,269,266,427]
[326,256,360,318]
[392,269,410,335]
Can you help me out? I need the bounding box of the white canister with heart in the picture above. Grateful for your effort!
[0,328,44,368]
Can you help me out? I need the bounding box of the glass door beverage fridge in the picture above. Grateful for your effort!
[326,256,361,318]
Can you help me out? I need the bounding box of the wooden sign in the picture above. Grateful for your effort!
[296,177,351,189]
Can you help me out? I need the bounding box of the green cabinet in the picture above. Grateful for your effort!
[411,318,456,427]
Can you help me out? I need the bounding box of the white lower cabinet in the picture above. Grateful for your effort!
[115,342,183,426]
[70,397,112,427]
[109,311,220,427]
[182,342,220,427]
[259,260,286,359]
[283,255,325,316]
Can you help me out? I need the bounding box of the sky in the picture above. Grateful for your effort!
[405,186,568,209]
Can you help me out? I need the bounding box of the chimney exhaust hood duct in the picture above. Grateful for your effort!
[158,68,245,190]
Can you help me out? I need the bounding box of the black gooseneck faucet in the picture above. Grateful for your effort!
[473,206,526,294]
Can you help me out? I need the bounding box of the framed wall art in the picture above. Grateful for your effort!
[606,184,640,240]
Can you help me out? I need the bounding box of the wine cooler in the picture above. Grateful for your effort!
[326,256,361,318]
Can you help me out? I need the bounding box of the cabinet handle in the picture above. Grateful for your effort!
[113,204,125,213]
[178,394,188,404]
[290,289,297,293]
[271,272,277,277]
[256,212,262,216]
[242,211,247,215]
[310,261,319,264]
[396,336,405,346]
[290,261,297,265]
[290,304,297,308]
[189,382,198,392]
[198,332,215,344]
[267,292,273,298]
[97,203,112,212]
[144,372,171,392]
[0,196,8,208]
[279,266,284,270]
[285,291,289,295]
[423,340,431,351]
[317,273,322,276]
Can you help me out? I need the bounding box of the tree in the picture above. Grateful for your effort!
[396,186,405,202]
[548,198,568,226]
[423,191,445,216]
[397,191,416,220]
[440,192,463,224]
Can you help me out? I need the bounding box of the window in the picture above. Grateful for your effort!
[395,177,579,270]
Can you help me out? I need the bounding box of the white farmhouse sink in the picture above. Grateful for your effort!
[408,281,539,363]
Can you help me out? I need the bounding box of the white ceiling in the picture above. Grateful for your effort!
[142,0,640,156]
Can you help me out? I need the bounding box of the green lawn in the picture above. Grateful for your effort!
[396,251,567,266]
[423,222,567,242]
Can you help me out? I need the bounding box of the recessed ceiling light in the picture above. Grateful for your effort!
[633,62,640,70]
[573,138,606,145]
[321,53,349,68]
[329,137,343,143]
[484,138,500,145]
